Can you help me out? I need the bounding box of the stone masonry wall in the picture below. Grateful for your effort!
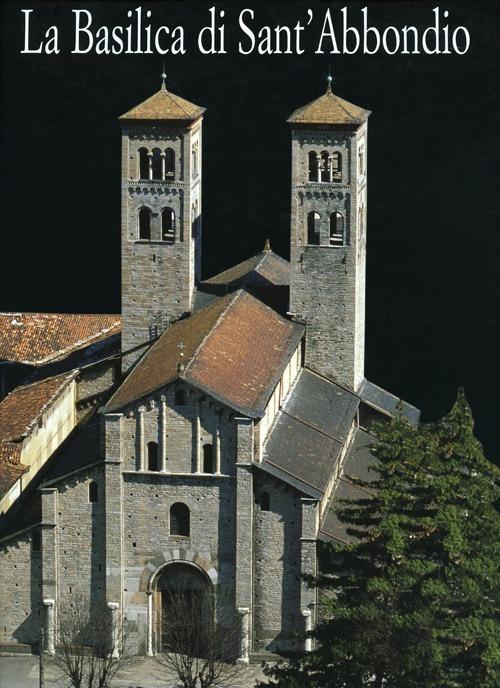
[253,472,302,653]
[0,530,42,648]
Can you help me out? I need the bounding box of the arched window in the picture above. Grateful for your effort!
[330,212,345,246]
[358,148,365,175]
[260,492,270,511]
[307,211,320,245]
[308,151,317,182]
[32,530,41,551]
[139,207,151,240]
[88,481,98,503]
[320,151,330,182]
[165,148,175,180]
[162,208,175,243]
[151,148,162,180]
[332,152,342,181]
[147,442,159,471]
[175,389,186,406]
[139,147,149,180]
[203,444,214,474]
[170,503,190,536]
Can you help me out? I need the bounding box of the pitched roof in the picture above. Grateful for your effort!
[0,373,76,444]
[106,290,304,417]
[261,369,359,498]
[287,85,370,126]
[203,245,289,289]
[359,379,420,426]
[0,313,121,366]
[119,85,205,122]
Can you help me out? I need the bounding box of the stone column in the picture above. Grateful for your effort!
[302,609,312,652]
[148,153,153,180]
[159,395,167,472]
[327,155,333,182]
[146,590,154,656]
[237,607,250,663]
[214,413,221,475]
[107,602,120,658]
[43,599,55,655]
[137,406,145,471]
[160,153,166,180]
[104,414,124,627]
[194,400,201,473]
[316,154,321,182]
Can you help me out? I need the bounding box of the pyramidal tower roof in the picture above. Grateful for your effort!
[287,79,370,126]
[119,80,205,123]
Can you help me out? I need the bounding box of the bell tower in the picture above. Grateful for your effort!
[288,77,370,391]
[119,76,205,370]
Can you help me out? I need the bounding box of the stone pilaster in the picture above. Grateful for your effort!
[300,497,318,649]
[159,395,167,471]
[40,487,58,640]
[235,417,254,653]
[104,414,124,612]
[43,598,55,655]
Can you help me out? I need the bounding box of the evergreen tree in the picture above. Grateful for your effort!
[259,390,500,688]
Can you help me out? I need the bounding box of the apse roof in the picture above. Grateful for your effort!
[287,84,370,126]
[105,290,304,418]
[119,85,205,122]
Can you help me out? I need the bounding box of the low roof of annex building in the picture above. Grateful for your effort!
[0,313,121,366]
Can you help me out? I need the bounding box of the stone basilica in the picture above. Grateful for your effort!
[0,77,419,659]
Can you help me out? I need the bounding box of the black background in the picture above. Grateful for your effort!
[1,1,499,461]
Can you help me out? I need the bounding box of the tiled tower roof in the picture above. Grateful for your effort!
[119,84,206,122]
[287,84,370,126]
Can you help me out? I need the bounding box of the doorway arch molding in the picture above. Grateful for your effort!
[139,548,218,593]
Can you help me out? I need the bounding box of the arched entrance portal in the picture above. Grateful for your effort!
[153,563,211,653]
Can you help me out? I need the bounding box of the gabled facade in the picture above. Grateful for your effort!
[0,77,419,661]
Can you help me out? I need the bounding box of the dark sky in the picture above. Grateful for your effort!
[1,1,499,461]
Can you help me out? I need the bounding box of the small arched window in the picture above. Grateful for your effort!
[89,481,98,503]
[162,208,175,243]
[139,207,151,240]
[147,442,159,471]
[170,503,190,536]
[330,212,345,246]
[32,530,41,551]
[260,492,270,511]
[308,151,317,182]
[175,389,186,406]
[165,148,175,180]
[358,148,365,175]
[307,211,320,246]
[332,152,342,181]
[192,141,199,177]
[151,148,162,180]
[320,151,330,182]
[203,444,214,474]
[139,147,149,180]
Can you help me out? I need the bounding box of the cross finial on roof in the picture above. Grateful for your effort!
[161,63,167,91]
[326,65,333,93]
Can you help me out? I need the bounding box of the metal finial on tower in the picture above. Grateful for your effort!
[326,67,333,93]
[161,63,167,91]
[263,238,271,252]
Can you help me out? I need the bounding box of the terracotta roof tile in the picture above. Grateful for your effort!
[0,459,28,502]
[106,291,304,417]
[287,86,370,126]
[119,86,205,122]
[0,313,121,365]
[0,373,76,444]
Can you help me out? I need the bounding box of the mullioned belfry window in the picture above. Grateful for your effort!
[307,211,321,245]
[332,152,342,181]
[147,441,159,471]
[161,208,175,243]
[139,147,149,180]
[170,503,190,537]
[308,150,342,183]
[151,148,163,180]
[164,148,175,180]
[308,151,317,181]
[138,207,151,240]
[330,211,345,246]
